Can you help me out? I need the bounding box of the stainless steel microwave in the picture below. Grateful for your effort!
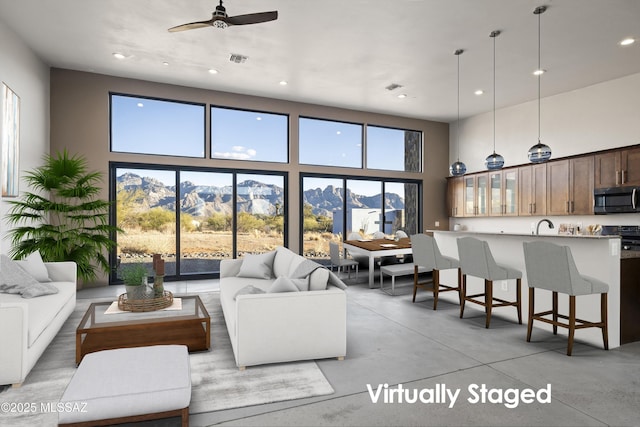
[594,187,640,214]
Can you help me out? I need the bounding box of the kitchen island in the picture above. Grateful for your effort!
[429,230,622,349]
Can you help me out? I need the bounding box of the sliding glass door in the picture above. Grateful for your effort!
[112,164,286,282]
[178,170,233,274]
[301,174,421,262]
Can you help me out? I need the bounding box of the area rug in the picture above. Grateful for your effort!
[0,292,334,425]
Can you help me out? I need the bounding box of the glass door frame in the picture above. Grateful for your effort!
[109,161,288,283]
[299,172,422,254]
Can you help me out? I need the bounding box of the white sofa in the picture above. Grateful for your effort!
[0,261,77,386]
[220,246,347,369]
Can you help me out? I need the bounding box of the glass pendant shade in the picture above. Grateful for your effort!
[450,160,467,176]
[528,141,552,163]
[485,152,505,170]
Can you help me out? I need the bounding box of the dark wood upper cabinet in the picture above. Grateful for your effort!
[447,176,464,218]
[547,156,594,215]
[519,163,546,216]
[445,144,638,219]
[595,147,640,187]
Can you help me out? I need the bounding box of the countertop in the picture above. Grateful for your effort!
[427,230,619,239]
[428,230,640,259]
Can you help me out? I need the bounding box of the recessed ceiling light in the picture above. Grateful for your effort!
[137,103,144,108]
[620,38,635,46]
[533,69,546,76]
[397,94,407,99]
[112,52,126,60]
[208,69,218,74]
[474,90,484,95]
[279,80,288,86]
[162,62,169,66]
[256,117,262,121]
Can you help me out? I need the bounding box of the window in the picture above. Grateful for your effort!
[112,163,286,281]
[300,174,421,263]
[211,106,288,163]
[236,173,286,256]
[110,94,205,157]
[366,125,422,172]
[299,117,363,168]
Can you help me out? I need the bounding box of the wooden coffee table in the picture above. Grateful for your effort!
[76,295,210,364]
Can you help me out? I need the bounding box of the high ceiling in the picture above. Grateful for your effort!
[1,0,639,122]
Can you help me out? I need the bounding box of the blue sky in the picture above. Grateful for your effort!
[112,94,415,188]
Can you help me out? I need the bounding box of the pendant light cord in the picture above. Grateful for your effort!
[490,31,500,154]
[537,7,542,143]
[485,31,502,170]
[457,51,461,162]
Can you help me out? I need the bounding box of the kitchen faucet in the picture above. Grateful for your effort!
[536,219,555,235]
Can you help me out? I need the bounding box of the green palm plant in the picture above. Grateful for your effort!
[4,149,120,283]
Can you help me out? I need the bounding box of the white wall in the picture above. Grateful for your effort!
[450,72,640,232]
[0,19,50,255]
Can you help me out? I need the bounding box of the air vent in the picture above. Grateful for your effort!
[385,83,403,91]
[229,53,248,63]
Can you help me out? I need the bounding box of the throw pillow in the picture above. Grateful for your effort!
[19,282,59,298]
[309,267,330,291]
[268,276,300,294]
[14,250,51,282]
[0,255,40,288]
[0,255,57,298]
[236,251,277,279]
[234,285,266,300]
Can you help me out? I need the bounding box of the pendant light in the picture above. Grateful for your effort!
[485,30,504,170]
[450,49,467,176]
[528,5,552,163]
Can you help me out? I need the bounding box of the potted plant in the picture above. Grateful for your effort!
[119,262,150,299]
[4,149,121,284]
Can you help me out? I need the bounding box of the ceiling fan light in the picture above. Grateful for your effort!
[213,20,228,29]
[485,152,505,170]
[527,142,552,163]
[450,161,467,176]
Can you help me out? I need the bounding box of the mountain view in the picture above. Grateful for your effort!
[116,173,404,218]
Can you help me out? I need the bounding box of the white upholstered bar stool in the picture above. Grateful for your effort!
[523,241,609,356]
[456,237,522,328]
[410,234,461,310]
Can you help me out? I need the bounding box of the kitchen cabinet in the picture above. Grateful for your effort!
[447,176,464,217]
[488,168,518,216]
[547,156,594,215]
[595,147,640,188]
[519,163,546,216]
[463,173,488,217]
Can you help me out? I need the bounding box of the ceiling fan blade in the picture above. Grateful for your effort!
[226,11,278,26]
[168,19,214,32]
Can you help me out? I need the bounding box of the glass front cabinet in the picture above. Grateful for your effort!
[489,168,518,216]
[463,173,488,217]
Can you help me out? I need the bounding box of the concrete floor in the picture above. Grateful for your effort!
[79,274,640,427]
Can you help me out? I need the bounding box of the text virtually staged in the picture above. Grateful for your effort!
[367,383,552,409]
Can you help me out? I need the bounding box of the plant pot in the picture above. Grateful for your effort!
[126,284,148,300]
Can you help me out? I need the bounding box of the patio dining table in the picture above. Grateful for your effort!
[343,237,412,288]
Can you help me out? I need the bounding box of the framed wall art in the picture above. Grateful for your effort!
[2,82,20,197]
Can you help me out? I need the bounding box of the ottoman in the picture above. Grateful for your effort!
[58,345,191,427]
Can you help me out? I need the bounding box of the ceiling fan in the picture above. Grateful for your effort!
[168,0,278,32]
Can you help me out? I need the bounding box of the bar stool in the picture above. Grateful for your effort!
[523,241,609,356]
[456,237,522,328]
[410,234,461,310]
